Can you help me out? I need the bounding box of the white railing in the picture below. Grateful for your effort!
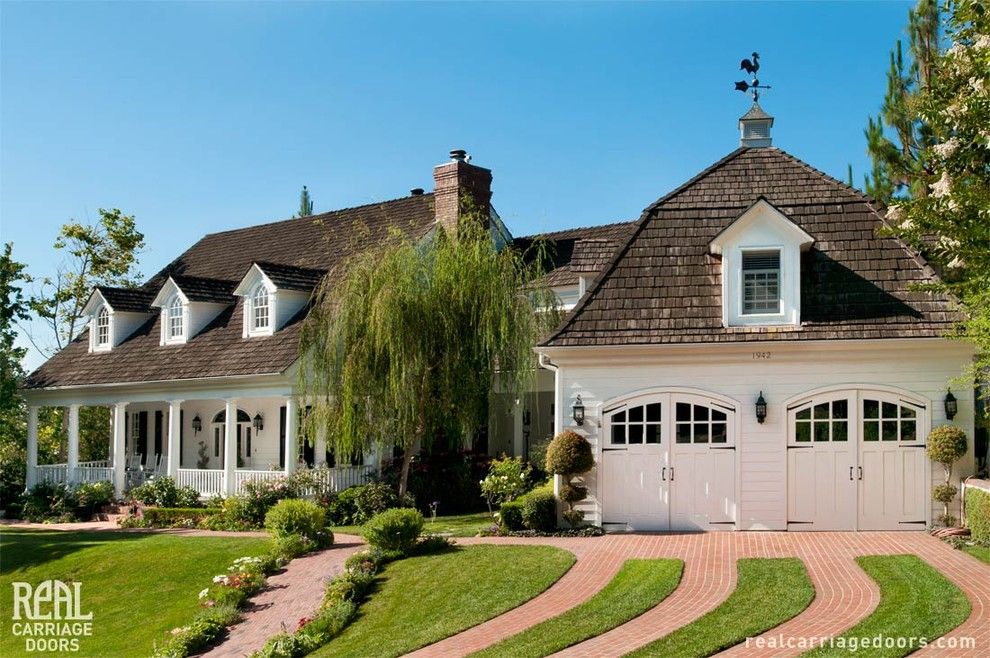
[234,470,287,492]
[177,468,225,497]
[74,466,114,484]
[330,465,376,490]
[78,460,110,469]
[35,464,69,485]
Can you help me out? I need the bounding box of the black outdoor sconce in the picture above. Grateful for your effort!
[253,412,264,432]
[944,390,958,421]
[573,395,585,426]
[755,391,768,424]
[191,414,202,434]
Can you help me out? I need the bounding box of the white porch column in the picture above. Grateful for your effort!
[113,403,127,496]
[26,406,39,489]
[167,400,183,477]
[67,404,80,484]
[284,396,297,476]
[315,426,327,467]
[224,399,237,495]
[512,399,525,458]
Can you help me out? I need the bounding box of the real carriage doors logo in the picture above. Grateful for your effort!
[10,580,94,653]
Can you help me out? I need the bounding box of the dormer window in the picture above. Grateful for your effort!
[742,250,781,315]
[251,284,270,332]
[166,296,185,340]
[95,307,111,347]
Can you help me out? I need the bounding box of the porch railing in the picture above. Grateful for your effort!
[176,468,225,497]
[329,465,375,490]
[35,464,69,485]
[74,466,114,483]
[234,470,287,491]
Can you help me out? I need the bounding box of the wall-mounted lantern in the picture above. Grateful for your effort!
[755,392,767,424]
[572,395,585,426]
[253,412,264,432]
[191,414,202,434]
[944,390,958,421]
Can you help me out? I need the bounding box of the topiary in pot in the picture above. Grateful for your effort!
[545,430,594,528]
[927,425,968,526]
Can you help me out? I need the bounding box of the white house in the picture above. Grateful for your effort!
[23,106,980,531]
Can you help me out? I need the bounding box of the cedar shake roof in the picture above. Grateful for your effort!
[95,286,156,313]
[254,262,327,292]
[25,194,437,389]
[515,221,636,288]
[541,147,962,348]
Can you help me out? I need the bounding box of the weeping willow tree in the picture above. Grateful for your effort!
[299,212,559,496]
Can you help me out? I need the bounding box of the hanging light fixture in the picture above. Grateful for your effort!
[755,392,768,424]
[253,412,264,432]
[191,414,202,434]
[944,390,958,421]
[572,395,585,426]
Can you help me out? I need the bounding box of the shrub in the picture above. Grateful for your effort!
[521,486,557,532]
[20,482,78,522]
[558,483,587,504]
[238,478,294,525]
[265,499,332,547]
[498,500,524,531]
[933,483,959,505]
[141,507,220,528]
[0,442,27,511]
[927,425,969,522]
[271,534,317,563]
[965,485,990,543]
[412,534,456,556]
[76,481,115,508]
[354,482,414,525]
[527,434,551,475]
[480,455,531,510]
[327,487,360,525]
[545,430,594,476]
[131,477,202,508]
[362,508,424,554]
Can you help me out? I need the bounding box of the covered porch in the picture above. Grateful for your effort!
[24,383,378,498]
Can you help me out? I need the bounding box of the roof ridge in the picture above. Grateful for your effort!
[204,193,435,238]
[254,260,328,274]
[517,218,636,240]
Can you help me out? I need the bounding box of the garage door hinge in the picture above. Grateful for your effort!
[786,445,814,449]
[710,446,736,450]
[899,520,927,525]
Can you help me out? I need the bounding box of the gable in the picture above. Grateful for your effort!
[541,147,960,348]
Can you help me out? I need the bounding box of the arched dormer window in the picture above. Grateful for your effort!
[166,295,184,340]
[251,284,270,331]
[95,307,110,347]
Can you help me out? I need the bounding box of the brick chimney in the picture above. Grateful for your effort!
[432,149,493,237]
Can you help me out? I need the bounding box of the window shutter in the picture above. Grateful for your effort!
[742,251,780,270]
[279,406,286,469]
[154,410,163,457]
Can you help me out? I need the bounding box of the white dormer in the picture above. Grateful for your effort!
[151,277,231,345]
[709,198,814,327]
[233,264,313,338]
[82,287,154,352]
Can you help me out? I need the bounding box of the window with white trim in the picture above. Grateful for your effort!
[95,307,110,346]
[742,250,781,315]
[166,296,184,339]
[251,284,270,331]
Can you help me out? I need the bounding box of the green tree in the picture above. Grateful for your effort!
[299,211,558,496]
[0,243,31,505]
[296,185,314,218]
[892,0,990,407]
[863,0,941,204]
[27,208,145,356]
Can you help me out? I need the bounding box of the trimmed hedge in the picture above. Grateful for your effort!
[499,483,556,532]
[142,507,220,528]
[966,485,990,544]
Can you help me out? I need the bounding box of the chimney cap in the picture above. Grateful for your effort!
[410,188,424,196]
[449,149,468,162]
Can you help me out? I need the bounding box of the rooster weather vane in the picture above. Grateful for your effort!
[734,52,771,102]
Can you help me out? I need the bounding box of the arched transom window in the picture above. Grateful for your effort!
[167,296,184,339]
[252,284,270,331]
[95,307,110,346]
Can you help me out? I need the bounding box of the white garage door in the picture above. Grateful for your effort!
[602,392,737,531]
[787,390,928,531]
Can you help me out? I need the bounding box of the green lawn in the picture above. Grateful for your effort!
[802,555,970,657]
[0,529,270,658]
[628,558,815,658]
[963,545,990,564]
[311,544,575,658]
[472,559,683,658]
[333,510,494,537]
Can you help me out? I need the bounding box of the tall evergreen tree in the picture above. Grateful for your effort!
[1,243,30,505]
[297,185,314,218]
[863,0,941,204]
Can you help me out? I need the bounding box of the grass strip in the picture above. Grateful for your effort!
[627,557,814,658]
[311,544,575,658]
[802,554,970,657]
[471,558,683,658]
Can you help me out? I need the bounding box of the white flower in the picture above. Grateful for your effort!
[930,171,952,198]
[198,588,210,599]
[947,255,965,269]
[975,35,990,51]
[932,138,960,159]
[885,204,904,223]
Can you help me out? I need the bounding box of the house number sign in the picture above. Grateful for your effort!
[752,352,772,360]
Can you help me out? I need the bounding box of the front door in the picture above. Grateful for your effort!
[602,392,737,531]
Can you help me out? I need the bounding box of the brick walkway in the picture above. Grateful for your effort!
[202,534,365,658]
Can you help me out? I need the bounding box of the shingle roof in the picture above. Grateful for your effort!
[95,286,156,313]
[541,147,962,347]
[514,221,636,288]
[254,262,327,292]
[740,102,773,121]
[25,194,437,389]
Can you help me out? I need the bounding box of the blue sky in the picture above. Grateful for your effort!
[2,1,912,369]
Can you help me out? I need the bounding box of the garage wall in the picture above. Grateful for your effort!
[548,340,975,529]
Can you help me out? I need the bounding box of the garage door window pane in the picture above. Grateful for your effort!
[629,424,644,444]
[646,424,661,444]
[882,420,898,441]
[695,423,709,443]
[814,422,829,442]
[611,425,626,445]
[676,403,691,422]
[832,399,848,419]
[814,403,830,420]
[832,421,848,441]
[882,402,898,418]
[712,423,727,443]
[901,406,916,419]
[612,410,626,424]
[694,405,709,422]
[864,421,880,441]
[864,400,879,419]
[629,406,644,423]
[676,423,691,444]
[712,409,727,422]
[796,422,811,442]
[646,403,662,422]
[901,420,916,442]
[796,407,811,421]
